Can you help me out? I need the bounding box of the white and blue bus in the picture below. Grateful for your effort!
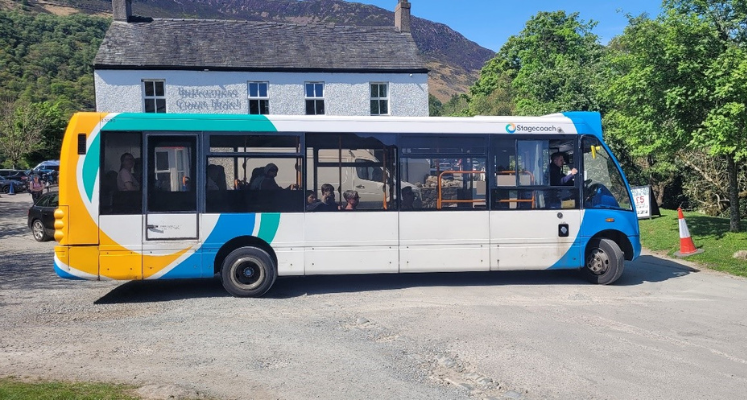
[53,112,640,297]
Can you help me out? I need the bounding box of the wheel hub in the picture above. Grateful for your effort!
[231,257,263,288]
[242,266,256,278]
[587,248,609,275]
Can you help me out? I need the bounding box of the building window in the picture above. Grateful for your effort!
[370,83,389,116]
[143,80,166,113]
[305,82,325,115]
[248,82,269,115]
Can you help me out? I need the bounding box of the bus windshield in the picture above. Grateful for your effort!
[582,136,632,211]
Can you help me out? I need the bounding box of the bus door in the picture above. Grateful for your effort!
[398,136,491,273]
[489,137,583,270]
[99,131,144,280]
[142,134,201,279]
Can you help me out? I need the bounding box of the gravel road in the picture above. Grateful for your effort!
[2,192,746,400]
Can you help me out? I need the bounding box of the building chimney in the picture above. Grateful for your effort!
[394,0,411,33]
[113,0,132,22]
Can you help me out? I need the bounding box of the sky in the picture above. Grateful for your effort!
[350,0,663,52]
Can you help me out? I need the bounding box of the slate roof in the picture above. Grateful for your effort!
[94,19,427,73]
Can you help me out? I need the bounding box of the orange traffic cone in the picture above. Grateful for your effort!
[674,207,703,257]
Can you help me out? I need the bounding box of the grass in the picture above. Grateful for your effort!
[0,377,139,400]
[639,208,747,278]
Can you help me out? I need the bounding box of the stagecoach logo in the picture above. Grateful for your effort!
[509,124,559,133]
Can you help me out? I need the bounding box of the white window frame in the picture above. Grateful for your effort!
[248,82,269,115]
[143,80,166,113]
[305,82,325,115]
[370,82,389,116]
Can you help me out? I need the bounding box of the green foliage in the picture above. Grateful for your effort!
[605,1,747,231]
[441,94,471,117]
[0,9,109,166]
[0,10,108,108]
[469,72,515,116]
[428,94,443,116]
[470,11,605,116]
[0,99,61,168]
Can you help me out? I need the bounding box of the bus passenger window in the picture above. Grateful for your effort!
[100,131,143,215]
[490,138,579,210]
[306,132,397,211]
[400,135,487,210]
[206,133,304,213]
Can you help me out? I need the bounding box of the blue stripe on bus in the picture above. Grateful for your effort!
[54,260,86,280]
[549,208,641,269]
[160,213,259,279]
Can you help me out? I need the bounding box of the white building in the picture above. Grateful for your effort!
[94,0,428,116]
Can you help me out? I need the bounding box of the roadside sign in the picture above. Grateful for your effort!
[631,185,660,219]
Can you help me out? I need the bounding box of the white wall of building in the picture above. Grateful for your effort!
[95,70,429,117]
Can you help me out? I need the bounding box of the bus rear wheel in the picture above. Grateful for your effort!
[583,238,624,285]
[221,246,277,297]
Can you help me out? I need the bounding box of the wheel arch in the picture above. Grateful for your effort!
[212,235,277,275]
[587,230,634,261]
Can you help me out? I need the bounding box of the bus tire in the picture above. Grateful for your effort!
[220,246,277,297]
[583,238,624,285]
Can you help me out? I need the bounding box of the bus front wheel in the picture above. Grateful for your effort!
[221,247,277,297]
[583,238,624,285]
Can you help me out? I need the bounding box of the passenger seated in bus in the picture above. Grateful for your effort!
[251,163,299,190]
[306,190,318,210]
[341,190,360,210]
[400,186,416,210]
[206,164,226,190]
[247,166,265,189]
[549,152,577,186]
[308,183,338,211]
[117,153,140,191]
[251,163,282,190]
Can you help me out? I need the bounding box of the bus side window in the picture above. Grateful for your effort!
[100,131,143,215]
[491,138,579,210]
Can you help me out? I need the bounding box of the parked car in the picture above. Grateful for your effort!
[0,169,30,182]
[28,191,58,242]
[0,176,28,193]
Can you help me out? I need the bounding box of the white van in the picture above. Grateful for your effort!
[310,149,426,210]
[33,160,60,172]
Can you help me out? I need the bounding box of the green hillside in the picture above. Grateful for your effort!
[0,9,108,110]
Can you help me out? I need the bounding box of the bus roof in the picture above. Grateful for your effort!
[80,111,603,138]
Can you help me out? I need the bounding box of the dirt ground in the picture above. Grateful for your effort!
[1,191,746,400]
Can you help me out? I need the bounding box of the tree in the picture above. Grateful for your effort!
[602,16,686,205]
[470,11,605,116]
[428,94,443,116]
[469,71,516,116]
[606,1,746,231]
[0,99,53,168]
